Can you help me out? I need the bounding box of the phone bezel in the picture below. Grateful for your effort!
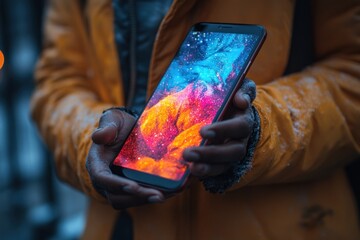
[110,22,266,192]
[111,164,190,192]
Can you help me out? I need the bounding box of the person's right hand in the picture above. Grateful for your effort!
[86,108,165,210]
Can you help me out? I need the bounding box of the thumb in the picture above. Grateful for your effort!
[92,122,118,145]
[233,78,256,110]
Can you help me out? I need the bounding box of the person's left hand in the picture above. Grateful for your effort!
[183,78,256,178]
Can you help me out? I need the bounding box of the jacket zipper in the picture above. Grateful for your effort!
[127,0,137,107]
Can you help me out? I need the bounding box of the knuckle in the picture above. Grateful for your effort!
[99,110,120,127]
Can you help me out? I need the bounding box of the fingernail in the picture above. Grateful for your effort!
[184,151,200,162]
[109,122,118,129]
[148,195,164,203]
[93,128,103,133]
[244,94,252,103]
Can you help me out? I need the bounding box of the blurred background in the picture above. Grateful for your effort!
[0,0,88,239]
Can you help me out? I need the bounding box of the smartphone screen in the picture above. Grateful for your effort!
[111,23,266,191]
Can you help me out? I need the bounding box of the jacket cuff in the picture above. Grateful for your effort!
[202,106,261,193]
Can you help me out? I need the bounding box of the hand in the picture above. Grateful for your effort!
[86,109,165,210]
[183,78,256,178]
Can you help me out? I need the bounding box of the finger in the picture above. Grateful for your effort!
[89,161,163,196]
[106,192,164,210]
[200,114,254,141]
[106,184,164,200]
[106,193,148,210]
[240,78,256,102]
[120,183,164,198]
[183,142,247,164]
[190,163,231,177]
[87,145,162,197]
[233,90,251,110]
[87,145,136,190]
[234,78,256,110]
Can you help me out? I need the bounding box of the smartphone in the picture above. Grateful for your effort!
[111,22,266,192]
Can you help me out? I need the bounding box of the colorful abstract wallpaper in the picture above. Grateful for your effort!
[113,31,259,180]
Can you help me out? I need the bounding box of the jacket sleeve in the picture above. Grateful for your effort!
[31,0,114,202]
[230,0,360,189]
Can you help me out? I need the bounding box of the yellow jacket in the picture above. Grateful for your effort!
[31,0,360,239]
